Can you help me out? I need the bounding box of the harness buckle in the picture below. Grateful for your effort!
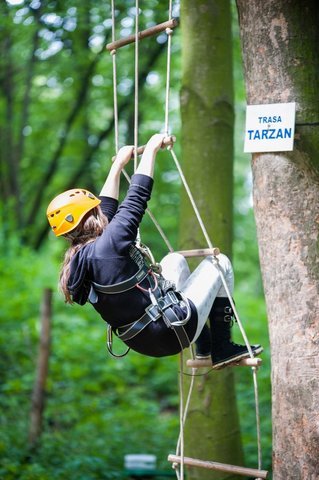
[106,325,130,358]
[145,303,162,321]
[166,290,179,305]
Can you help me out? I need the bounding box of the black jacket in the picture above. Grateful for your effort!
[68,174,197,357]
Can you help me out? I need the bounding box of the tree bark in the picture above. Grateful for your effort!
[236,1,319,478]
[28,288,52,450]
[180,1,243,478]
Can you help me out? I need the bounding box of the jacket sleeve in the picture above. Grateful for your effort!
[93,174,154,257]
[99,196,119,222]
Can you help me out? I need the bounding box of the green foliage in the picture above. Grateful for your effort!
[0,242,180,479]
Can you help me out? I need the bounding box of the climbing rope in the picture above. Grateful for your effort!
[177,352,185,480]
[110,0,119,153]
[134,0,139,171]
[110,1,173,252]
[216,263,263,470]
[160,5,262,475]
[134,0,141,246]
[109,1,263,477]
[164,0,173,135]
[173,348,197,480]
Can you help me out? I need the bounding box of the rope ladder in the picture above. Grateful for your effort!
[108,2,267,479]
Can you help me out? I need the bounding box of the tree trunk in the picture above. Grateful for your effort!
[236,1,319,478]
[180,1,244,478]
[28,288,52,450]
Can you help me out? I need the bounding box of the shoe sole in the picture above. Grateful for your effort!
[212,346,263,370]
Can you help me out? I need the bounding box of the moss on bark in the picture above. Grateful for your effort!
[179,1,244,479]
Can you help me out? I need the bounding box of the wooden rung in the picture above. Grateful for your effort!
[178,248,220,258]
[112,135,176,162]
[168,455,268,479]
[106,18,178,52]
[186,357,262,368]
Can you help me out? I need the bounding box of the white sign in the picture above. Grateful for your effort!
[244,102,296,153]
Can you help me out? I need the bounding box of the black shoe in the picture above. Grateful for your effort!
[195,323,211,359]
[209,297,263,369]
[211,342,263,369]
[195,353,212,360]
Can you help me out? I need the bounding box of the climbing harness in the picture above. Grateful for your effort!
[117,288,191,346]
[89,243,192,356]
[107,2,267,479]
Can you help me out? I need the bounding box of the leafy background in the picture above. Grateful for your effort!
[0,1,271,479]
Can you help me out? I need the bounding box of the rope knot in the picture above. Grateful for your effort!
[110,49,116,56]
[166,27,173,36]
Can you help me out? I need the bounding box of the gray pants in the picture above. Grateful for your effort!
[160,253,234,343]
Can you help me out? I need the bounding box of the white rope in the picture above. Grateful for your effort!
[253,367,262,471]
[160,3,264,472]
[162,10,187,478]
[164,46,263,462]
[163,19,187,477]
[168,145,263,472]
[134,0,141,244]
[212,258,263,469]
[178,352,185,480]
[144,207,174,252]
[111,0,119,153]
[168,147,213,249]
[175,357,196,455]
[164,0,173,135]
[110,1,173,252]
[134,0,139,171]
[174,350,198,480]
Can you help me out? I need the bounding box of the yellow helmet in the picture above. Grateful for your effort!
[46,189,101,237]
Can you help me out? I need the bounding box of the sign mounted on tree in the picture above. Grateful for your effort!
[244,102,296,153]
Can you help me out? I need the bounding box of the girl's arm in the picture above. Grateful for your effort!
[99,134,165,198]
[95,134,166,255]
[135,134,166,178]
[99,146,134,199]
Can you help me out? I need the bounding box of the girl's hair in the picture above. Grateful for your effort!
[59,205,108,304]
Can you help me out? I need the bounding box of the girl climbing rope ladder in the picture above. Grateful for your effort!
[46,133,262,367]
